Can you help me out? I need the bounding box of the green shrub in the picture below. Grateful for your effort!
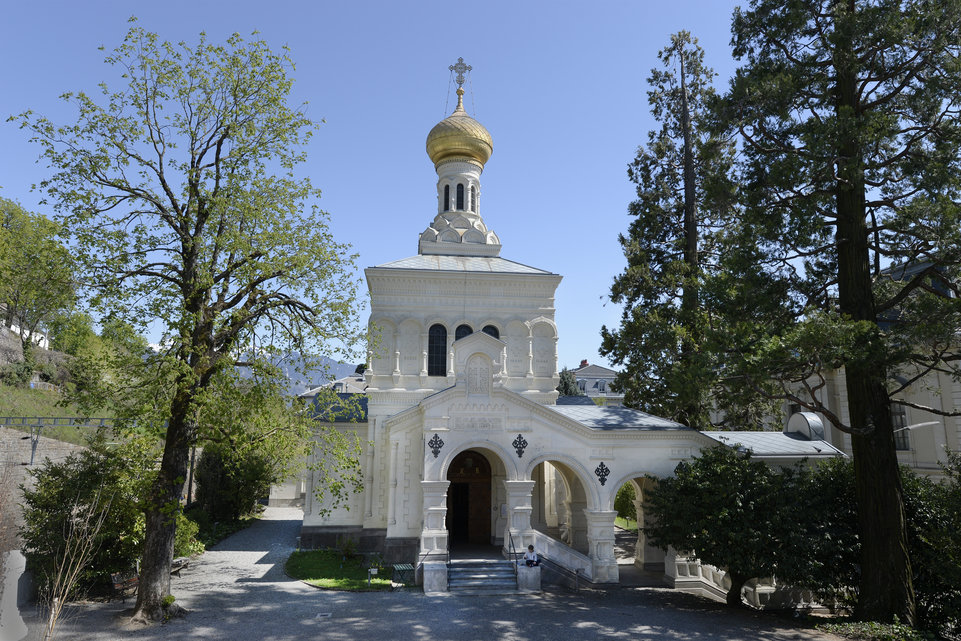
[817,619,938,641]
[195,446,275,522]
[19,436,154,594]
[903,457,961,638]
[174,512,205,557]
[0,361,32,386]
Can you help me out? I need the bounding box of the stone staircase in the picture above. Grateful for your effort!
[447,559,518,594]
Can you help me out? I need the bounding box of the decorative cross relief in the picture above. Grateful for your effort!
[427,434,445,459]
[449,57,471,87]
[467,356,491,395]
[512,434,528,458]
[594,462,611,486]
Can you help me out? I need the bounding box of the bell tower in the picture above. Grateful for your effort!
[420,58,500,257]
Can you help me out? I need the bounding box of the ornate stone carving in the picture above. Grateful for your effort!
[467,356,491,395]
[428,434,445,458]
[594,462,610,486]
[453,416,502,431]
[512,434,528,458]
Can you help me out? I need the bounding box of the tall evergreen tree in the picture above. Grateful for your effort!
[601,32,737,427]
[719,0,961,623]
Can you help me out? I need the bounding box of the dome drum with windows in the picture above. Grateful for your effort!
[420,74,500,257]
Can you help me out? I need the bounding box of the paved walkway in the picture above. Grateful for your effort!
[14,508,840,641]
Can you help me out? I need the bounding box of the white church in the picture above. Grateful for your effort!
[296,61,842,594]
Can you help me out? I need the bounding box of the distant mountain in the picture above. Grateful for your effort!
[236,353,360,396]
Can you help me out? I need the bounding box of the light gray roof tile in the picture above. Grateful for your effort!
[546,404,688,431]
[701,431,845,458]
[372,254,554,274]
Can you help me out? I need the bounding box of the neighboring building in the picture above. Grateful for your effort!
[300,66,842,593]
[302,373,369,396]
[783,368,961,480]
[570,359,623,406]
[775,262,961,480]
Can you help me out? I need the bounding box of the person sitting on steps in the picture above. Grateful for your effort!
[524,544,540,567]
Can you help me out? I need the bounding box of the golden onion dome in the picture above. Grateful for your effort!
[426,88,493,168]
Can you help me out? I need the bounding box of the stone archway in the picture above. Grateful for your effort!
[446,450,492,545]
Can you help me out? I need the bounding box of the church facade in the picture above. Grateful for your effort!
[300,66,842,591]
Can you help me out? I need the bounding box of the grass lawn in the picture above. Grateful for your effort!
[615,516,638,531]
[285,550,393,591]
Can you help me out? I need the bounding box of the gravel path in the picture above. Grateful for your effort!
[13,507,840,641]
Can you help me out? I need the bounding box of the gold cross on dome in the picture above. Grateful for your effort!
[449,57,471,88]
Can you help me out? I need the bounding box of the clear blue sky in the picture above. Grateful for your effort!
[0,0,741,370]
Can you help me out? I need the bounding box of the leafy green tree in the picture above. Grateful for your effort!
[644,446,797,606]
[14,23,362,621]
[0,198,75,356]
[555,367,583,396]
[601,32,742,428]
[47,311,97,357]
[613,482,636,522]
[717,0,961,622]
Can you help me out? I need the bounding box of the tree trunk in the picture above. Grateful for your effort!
[726,572,746,608]
[130,390,193,622]
[833,2,915,621]
[678,44,701,427]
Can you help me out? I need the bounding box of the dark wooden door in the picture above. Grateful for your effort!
[447,450,492,545]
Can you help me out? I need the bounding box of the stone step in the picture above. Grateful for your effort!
[448,560,518,594]
[448,568,516,578]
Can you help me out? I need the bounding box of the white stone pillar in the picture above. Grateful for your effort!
[502,480,536,558]
[419,480,451,593]
[633,497,645,568]
[420,480,450,559]
[569,499,589,552]
[388,440,399,525]
[585,509,619,583]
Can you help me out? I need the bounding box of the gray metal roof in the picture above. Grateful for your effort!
[546,404,688,431]
[571,364,618,378]
[702,431,845,458]
[555,395,598,406]
[371,254,554,275]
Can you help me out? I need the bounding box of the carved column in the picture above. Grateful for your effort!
[633,496,645,568]
[420,480,450,593]
[569,498,589,552]
[502,480,536,557]
[526,334,534,377]
[585,509,619,583]
[388,439,399,525]
[419,480,450,559]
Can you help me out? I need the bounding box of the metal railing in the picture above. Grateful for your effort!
[538,555,588,592]
[507,532,519,577]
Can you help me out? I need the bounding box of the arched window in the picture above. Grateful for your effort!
[456,183,465,210]
[428,324,447,376]
[482,325,499,339]
[444,185,450,212]
[455,324,472,341]
[470,185,476,212]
